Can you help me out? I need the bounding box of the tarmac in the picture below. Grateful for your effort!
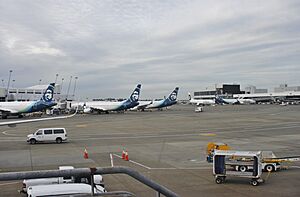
[0,104,300,196]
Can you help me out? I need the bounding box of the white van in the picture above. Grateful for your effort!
[27,128,67,144]
[27,183,106,197]
[22,166,104,193]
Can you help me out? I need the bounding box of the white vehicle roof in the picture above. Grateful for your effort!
[37,128,66,130]
[59,166,74,170]
[27,183,105,197]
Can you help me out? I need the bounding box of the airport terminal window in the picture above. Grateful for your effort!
[44,130,52,135]
[36,130,42,135]
[54,129,64,134]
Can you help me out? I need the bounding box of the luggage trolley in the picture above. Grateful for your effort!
[213,150,264,186]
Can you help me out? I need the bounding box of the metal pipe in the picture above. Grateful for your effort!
[0,167,180,197]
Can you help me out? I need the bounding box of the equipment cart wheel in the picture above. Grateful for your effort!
[215,177,225,184]
[250,179,259,186]
[265,164,275,172]
[238,165,248,172]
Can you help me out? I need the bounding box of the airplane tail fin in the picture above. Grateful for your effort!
[167,87,179,102]
[215,95,224,104]
[41,83,55,102]
[129,84,142,103]
[188,92,192,101]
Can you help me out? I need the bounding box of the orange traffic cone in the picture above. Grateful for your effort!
[83,148,89,159]
[122,149,126,160]
[125,151,129,161]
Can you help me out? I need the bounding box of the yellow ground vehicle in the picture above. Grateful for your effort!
[206,142,230,162]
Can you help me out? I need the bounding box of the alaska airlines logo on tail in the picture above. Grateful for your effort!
[131,90,139,102]
[170,92,177,101]
[42,83,55,102]
[44,89,53,101]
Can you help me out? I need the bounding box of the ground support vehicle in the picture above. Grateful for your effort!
[27,183,105,197]
[27,128,67,144]
[213,150,264,186]
[232,151,300,172]
[206,142,230,162]
[21,166,104,193]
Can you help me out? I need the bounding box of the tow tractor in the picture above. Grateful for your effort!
[213,150,264,186]
[206,143,300,172]
[231,151,300,172]
[206,142,230,162]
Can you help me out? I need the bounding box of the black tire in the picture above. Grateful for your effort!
[30,139,36,144]
[265,164,275,172]
[56,138,62,144]
[238,165,248,172]
[215,177,223,184]
[251,179,259,186]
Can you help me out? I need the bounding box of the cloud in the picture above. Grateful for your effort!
[0,0,299,99]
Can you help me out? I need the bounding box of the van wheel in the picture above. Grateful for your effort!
[30,139,36,144]
[56,138,62,144]
[265,165,275,172]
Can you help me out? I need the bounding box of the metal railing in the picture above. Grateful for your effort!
[0,166,180,197]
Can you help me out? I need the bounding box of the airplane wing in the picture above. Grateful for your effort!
[0,109,77,127]
[90,106,107,112]
[0,107,17,113]
[137,101,152,110]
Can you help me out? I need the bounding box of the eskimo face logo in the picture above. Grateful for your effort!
[170,92,177,101]
[131,90,139,102]
[44,89,53,101]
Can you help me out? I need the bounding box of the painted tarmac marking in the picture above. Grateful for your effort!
[290,166,300,169]
[113,154,211,170]
[76,124,87,128]
[0,181,20,186]
[2,130,18,136]
[113,154,151,170]
[200,133,216,136]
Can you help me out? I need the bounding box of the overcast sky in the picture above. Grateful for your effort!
[0,0,299,99]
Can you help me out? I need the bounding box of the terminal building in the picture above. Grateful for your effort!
[194,84,244,99]
[0,84,69,102]
[274,84,300,93]
[244,85,268,94]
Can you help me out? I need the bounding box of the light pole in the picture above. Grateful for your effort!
[12,79,15,88]
[39,79,42,85]
[66,76,72,100]
[6,70,12,101]
[55,73,59,84]
[72,77,78,99]
[61,78,64,93]
[1,79,4,87]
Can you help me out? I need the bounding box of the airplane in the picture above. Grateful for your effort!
[237,97,256,104]
[188,93,215,106]
[215,96,239,105]
[83,84,141,113]
[130,100,153,111]
[144,87,179,110]
[0,83,57,119]
[0,109,77,127]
